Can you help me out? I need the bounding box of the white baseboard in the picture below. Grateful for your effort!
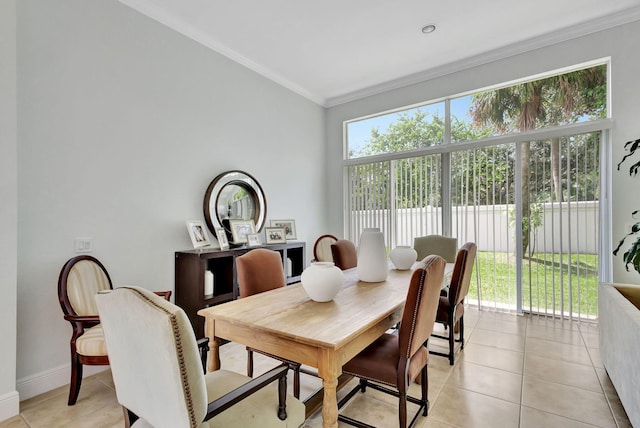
[17,363,108,401]
[0,391,20,423]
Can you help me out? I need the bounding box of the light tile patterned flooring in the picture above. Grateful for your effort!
[1,307,632,427]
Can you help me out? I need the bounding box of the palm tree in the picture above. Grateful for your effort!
[470,66,606,255]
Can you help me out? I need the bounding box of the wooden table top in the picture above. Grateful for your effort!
[199,268,410,349]
[198,263,453,351]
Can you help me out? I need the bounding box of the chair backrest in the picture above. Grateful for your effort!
[413,235,458,263]
[398,255,446,359]
[58,255,113,317]
[331,239,358,270]
[448,242,477,306]
[96,286,207,428]
[313,234,338,262]
[236,248,286,298]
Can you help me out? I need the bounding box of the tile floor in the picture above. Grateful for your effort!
[0,307,632,427]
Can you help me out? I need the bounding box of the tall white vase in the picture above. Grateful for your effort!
[357,228,388,282]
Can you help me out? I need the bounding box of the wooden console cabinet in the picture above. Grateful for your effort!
[175,242,306,338]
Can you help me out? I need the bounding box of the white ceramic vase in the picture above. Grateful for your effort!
[389,246,418,270]
[357,228,389,282]
[301,262,344,302]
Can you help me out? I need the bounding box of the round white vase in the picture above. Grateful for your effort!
[389,246,418,270]
[301,262,344,302]
[357,228,388,282]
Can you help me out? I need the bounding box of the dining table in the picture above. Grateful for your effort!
[198,262,453,428]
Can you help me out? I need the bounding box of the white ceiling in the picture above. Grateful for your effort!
[119,0,640,106]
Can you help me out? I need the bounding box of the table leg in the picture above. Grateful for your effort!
[203,317,220,372]
[318,351,340,428]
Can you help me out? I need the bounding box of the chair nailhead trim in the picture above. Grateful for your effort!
[123,287,199,428]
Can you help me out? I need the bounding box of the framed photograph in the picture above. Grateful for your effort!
[270,219,297,240]
[228,219,256,244]
[246,233,262,247]
[215,227,229,250]
[265,227,287,244]
[186,220,211,249]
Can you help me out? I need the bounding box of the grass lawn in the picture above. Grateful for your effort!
[468,251,599,319]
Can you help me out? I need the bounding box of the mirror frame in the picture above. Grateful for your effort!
[203,170,267,236]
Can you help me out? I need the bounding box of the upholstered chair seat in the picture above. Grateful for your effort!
[96,286,305,428]
[74,325,108,357]
[330,239,358,270]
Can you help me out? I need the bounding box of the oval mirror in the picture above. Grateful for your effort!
[203,170,267,235]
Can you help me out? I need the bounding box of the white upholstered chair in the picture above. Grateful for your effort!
[96,286,305,428]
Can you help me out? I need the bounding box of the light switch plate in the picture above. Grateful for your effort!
[74,238,93,253]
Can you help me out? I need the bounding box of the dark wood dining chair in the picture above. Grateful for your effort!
[429,242,477,365]
[313,234,338,262]
[338,255,446,428]
[236,248,305,398]
[330,239,357,270]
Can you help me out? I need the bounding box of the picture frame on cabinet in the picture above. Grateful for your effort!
[265,227,287,244]
[215,227,230,250]
[246,233,262,247]
[229,219,256,244]
[270,219,297,240]
[186,220,211,249]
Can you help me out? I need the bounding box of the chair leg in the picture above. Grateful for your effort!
[197,338,209,374]
[68,353,83,405]
[292,364,301,399]
[421,367,429,416]
[247,349,254,377]
[399,391,407,428]
[459,315,465,349]
[448,319,455,365]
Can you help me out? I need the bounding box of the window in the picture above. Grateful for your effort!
[344,62,610,319]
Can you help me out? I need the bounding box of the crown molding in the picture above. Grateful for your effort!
[119,1,640,108]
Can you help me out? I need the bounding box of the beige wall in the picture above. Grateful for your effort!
[15,0,326,401]
[326,20,640,286]
[0,0,19,421]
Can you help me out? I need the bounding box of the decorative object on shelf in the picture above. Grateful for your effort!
[389,246,418,270]
[270,219,297,240]
[246,233,262,247]
[265,227,287,244]
[301,262,344,302]
[286,258,293,277]
[186,220,211,249]
[203,170,267,236]
[204,271,214,296]
[215,227,229,250]
[228,219,256,244]
[613,138,640,274]
[357,228,388,282]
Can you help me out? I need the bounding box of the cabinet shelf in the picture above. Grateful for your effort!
[175,242,306,338]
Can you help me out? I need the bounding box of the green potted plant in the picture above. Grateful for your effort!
[613,138,640,273]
